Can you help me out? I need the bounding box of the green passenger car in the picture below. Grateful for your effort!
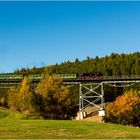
[0,74,23,79]
[56,74,77,79]
[0,73,77,80]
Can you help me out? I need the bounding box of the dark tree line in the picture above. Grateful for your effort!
[50,52,140,76]
[15,52,140,76]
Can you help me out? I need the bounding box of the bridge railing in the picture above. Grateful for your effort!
[102,75,140,79]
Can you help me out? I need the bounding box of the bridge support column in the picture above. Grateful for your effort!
[78,82,105,119]
[101,83,104,110]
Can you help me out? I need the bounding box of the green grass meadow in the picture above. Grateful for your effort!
[0,109,140,139]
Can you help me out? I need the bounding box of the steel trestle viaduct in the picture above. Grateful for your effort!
[0,76,140,119]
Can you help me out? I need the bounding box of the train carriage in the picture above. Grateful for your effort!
[56,74,77,79]
[0,74,23,79]
[0,72,102,80]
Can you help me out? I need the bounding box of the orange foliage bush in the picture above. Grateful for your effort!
[103,89,140,126]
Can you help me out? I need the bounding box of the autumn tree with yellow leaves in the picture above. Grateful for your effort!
[36,75,72,119]
[8,77,34,113]
[7,75,76,119]
[103,89,140,126]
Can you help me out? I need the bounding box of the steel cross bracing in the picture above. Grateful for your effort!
[78,79,140,119]
[79,82,104,119]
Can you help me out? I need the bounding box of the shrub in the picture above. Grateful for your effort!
[103,89,140,126]
[0,97,7,107]
[0,109,10,119]
[7,86,21,111]
[15,112,43,120]
[0,89,8,107]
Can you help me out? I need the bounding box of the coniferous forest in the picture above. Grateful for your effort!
[15,52,140,76]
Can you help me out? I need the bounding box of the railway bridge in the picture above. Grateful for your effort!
[0,76,140,119]
[64,76,140,119]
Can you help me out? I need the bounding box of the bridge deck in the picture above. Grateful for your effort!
[0,77,140,83]
[63,77,140,83]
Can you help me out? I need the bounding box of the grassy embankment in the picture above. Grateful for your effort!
[0,109,140,139]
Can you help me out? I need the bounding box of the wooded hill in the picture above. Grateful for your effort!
[15,52,140,76]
